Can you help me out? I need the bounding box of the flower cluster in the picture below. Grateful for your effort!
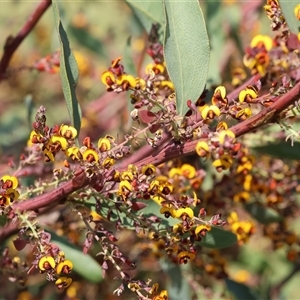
[38,253,73,290]
[0,175,20,207]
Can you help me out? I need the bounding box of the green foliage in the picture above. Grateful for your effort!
[279,1,300,35]
[50,232,103,283]
[160,260,191,300]
[52,0,82,135]
[225,278,265,300]
[125,0,164,33]
[245,202,283,224]
[254,142,300,160]
[163,0,210,117]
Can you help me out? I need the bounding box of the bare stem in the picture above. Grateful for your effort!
[0,0,52,81]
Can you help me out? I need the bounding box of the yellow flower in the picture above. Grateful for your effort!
[294,4,300,20]
[180,164,196,179]
[116,74,137,89]
[212,154,233,171]
[175,207,194,219]
[236,108,252,120]
[233,191,250,203]
[177,251,196,264]
[38,256,56,272]
[50,136,68,150]
[195,224,211,238]
[216,121,228,132]
[1,175,19,189]
[160,80,174,90]
[97,137,111,152]
[101,70,115,88]
[55,277,72,290]
[250,34,273,51]
[56,260,73,275]
[102,157,115,168]
[195,141,210,158]
[73,50,90,76]
[201,105,221,120]
[82,149,99,163]
[141,164,156,176]
[168,167,182,178]
[239,86,258,103]
[118,180,132,195]
[60,125,77,139]
[218,129,235,145]
[66,146,82,161]
[212,86,228,107]
[153,289,168,300]
[160,205,177,218]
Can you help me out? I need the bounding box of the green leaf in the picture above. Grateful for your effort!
[69,25,107,58]
[278,1,300,35]
[52,1,82,135]
[225,278,265,300]
[163,0,210,117]
[0,214,7,227]
[50,231,103,283]
[125,1,164,33]
[160,260,191,300]
[245,202,282,224]
[197,227,237,249]
[253,141,300,160]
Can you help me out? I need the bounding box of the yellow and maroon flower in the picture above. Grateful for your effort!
[212,154,233,171]
[60,125,77,140]
[177,251,196,264]
[55,277,72,290]
[195,141,210,159]
[1,175,19,189]
[56,260,73,275]
[180,164,196,179]
[82,149,99,163]
[38,255,56,272]
[97,137,111,152]
[175,207,194,219]
[201,105,221,120]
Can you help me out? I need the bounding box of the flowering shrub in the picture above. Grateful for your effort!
[0,0,300,299]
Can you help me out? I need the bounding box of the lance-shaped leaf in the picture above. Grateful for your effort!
[52,1,82,135]
[163,0,210,117]
[279,1,300,35]
[125,1,164,33]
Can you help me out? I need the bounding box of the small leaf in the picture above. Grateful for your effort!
[50,231,103,283]
[278,1,300,35]
[163,0,210,117]
[13,238,28,251]
[225,278,265,300]
[125,1,164,33]
[253,142,300,160]
[69,25,107,58]
[138,110,157,124]
[197,227,237,249]
[0,214,7,227]
[160,260,191,300]
[52,1,82,135]
[245,202,282,224]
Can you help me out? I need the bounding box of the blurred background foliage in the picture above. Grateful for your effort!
[0,1,300,300]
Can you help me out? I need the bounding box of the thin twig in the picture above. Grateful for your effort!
[0,0,52,81]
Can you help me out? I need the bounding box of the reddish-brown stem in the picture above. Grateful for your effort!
[0,0,52,81]
[0,79,299,242]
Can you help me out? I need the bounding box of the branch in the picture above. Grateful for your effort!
[0,79,299,243]
[0,0,52,81]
